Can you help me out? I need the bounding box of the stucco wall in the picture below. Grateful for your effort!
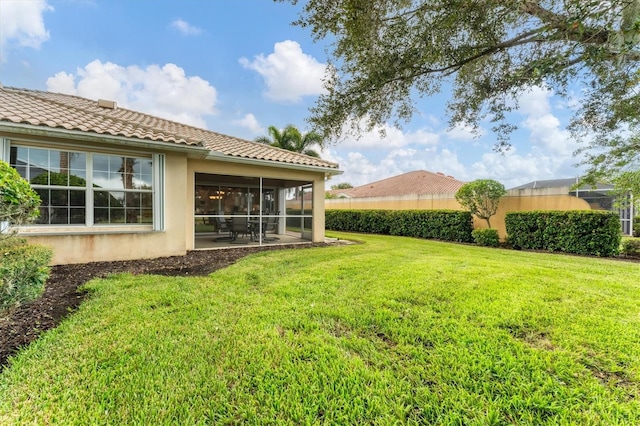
[325,191,592,239]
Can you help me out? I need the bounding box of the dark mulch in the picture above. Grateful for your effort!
[0,243,333,370]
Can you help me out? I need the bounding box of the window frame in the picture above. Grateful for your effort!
[2,138,165,232]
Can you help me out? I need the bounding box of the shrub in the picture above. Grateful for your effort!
[505,211,621,257]
[621,239,640,257]
[0,160,41,238]
[0,238,52,313]
[455,179,506,228]
[325,209,473,242]
[472,228,500,247]
[634,217,640,237]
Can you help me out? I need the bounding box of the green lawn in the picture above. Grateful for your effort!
[1,232,640,424]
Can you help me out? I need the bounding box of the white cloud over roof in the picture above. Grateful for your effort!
[239,40,327,103]
[232,113,264,134]
[46,60,217,128]
[0,0,52,62]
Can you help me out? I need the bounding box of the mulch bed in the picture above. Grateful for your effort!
[0,243,332,370]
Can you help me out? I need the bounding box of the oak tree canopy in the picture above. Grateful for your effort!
[284,0,640,178]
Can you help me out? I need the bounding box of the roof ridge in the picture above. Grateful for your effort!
[6,86,198,145]
[352,169,461,189]
[0,86,340,169]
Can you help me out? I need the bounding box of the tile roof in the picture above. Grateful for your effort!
[0,86,339,171]
[329,170,466,198]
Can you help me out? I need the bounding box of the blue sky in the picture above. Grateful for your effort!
[0,0,584,189]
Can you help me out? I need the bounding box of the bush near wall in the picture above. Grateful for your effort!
[472,228,500,247]
[325,209,474,242]
[0,238,52,313]
[505,211,621,257]
[634,216,640,237]
[621,239,640,257]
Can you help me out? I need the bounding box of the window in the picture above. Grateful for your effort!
[9,144,158,227]
[93,154,153,224]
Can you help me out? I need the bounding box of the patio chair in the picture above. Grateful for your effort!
[229,216,249,242]
[213,216,233,241]
[263,213,280,242]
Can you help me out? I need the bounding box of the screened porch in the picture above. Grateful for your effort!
[193,173,314,249]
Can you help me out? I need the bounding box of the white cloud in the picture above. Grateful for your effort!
[444,122,483,141]
[338,119,440,150]
[0,0,52,61]
[327,146,466,188]
[46,60,217,128]
[517,85,553,116]
[239,40,327,103]
[232,113,264,134]
[516,85,577,156]
[470,150,556,188]
[170,19,202,36]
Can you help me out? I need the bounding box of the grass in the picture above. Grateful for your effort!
[1,232,640,424]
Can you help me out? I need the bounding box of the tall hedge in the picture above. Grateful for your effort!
[325,209,473,242]
[505,211,621,257]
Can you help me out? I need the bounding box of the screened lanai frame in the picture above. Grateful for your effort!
[573,185,635,236]
[194,173,314,247]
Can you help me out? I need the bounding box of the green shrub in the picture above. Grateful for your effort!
[634,217,640,237]
[472,228,500,247]
[0,238,52,313]
[621,239,640,257]
[325,209,473,242]
[0,160,41,238]
[455,179,506,227]
[505,211,621,257]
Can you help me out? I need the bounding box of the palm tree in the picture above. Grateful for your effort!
[255,125,324,158]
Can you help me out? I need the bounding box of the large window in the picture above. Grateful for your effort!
[9,144,157,227]
[93,154,153,224]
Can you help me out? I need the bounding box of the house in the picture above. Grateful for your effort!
[0,86,341,264]
[510,178,634,236]
[325,170,466,210]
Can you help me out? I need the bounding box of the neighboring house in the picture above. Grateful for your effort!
[0,86,341,264]
[510,178,634,235]
[326,170,466,207]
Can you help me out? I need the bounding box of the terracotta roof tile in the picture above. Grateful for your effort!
[330,170,466,198]
[0,86,339,171]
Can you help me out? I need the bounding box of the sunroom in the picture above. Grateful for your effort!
[193,173,314,248]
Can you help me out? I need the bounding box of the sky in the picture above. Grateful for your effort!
[0,0,586,189]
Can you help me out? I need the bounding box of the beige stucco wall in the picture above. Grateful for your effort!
[477,194,591,239]
[187,159,328,249]
[325,191,592,239]
[23,152,189,265]
[6,127,331,265]
[326,193,462,211]
[23,154,329,264]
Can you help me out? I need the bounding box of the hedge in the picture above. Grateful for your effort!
[505,211,621,257]
[0,238,52,313]
[621,239,640,257]
[325,209,473,242]
[472,228,500,247]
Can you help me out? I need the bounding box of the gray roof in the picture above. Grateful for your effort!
[510,178,614,191]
